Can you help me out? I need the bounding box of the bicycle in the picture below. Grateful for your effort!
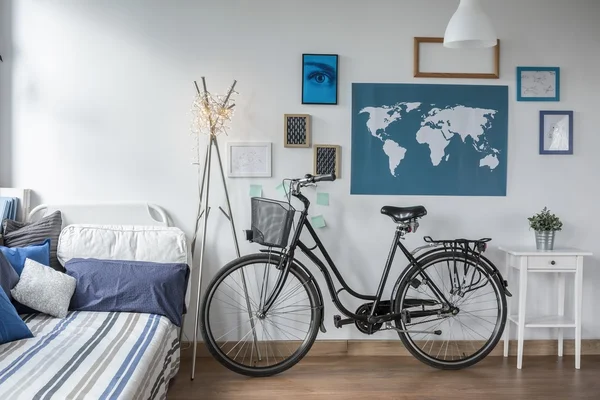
[200,173,512,377]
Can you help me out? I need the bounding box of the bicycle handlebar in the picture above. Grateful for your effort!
[296,173,336,186]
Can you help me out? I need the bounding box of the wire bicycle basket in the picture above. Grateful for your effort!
[245,197,296,248]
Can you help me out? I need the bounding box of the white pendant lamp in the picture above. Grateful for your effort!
[443,0,497,49]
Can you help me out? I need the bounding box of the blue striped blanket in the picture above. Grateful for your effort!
[0,311,180,399]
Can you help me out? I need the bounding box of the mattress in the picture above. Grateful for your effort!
[0,311,180,400]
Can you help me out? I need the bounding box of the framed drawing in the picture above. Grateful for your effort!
[226,142,272,177]
[302,54,339,105]
[314,145,341,178]
[539,111,573,155]
[284,114,311,148]
[517,67,560,101]
[413,37,500,79]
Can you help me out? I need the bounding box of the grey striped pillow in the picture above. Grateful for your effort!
[2,211,63,272]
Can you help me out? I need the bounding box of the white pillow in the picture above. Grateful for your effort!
[11,258,77,318]
[57,224,189,266]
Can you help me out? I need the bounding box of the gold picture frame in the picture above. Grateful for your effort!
[413,37,500,79]
[284,114,311,148]
[313,144,341,178]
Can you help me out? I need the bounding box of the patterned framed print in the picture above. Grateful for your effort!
[517,67,560,101]
[284,114,311,148]
[302,54,339,105]
[314,144,341,178]
[539,110,573,155]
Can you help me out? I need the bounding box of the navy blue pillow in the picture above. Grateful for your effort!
[0,252,19,301]
[0,251,37,314]
[0,249,37,314]
[0,238,51,275]
[0,286,34,344]
[65,258,189,327]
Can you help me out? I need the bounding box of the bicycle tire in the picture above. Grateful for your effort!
[393,251,507,370]
[200,253,322,377]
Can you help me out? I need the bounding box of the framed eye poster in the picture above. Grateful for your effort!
[302,54,339,105]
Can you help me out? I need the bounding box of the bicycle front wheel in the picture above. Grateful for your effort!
[200,253,322,377]
[394,251,507,369]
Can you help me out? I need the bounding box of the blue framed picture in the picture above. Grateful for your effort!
[302,54,338,105]
[539,110,573,155]
[517,67,560,101]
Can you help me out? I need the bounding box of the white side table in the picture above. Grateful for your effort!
[499,247,592,369]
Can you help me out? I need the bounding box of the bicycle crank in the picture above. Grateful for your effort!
[384,322,442,335]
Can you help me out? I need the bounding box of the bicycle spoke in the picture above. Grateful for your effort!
[225,326,258,357]
[222,277,259,311]
[269,280,312,311]
[212,295,248,314]
[216,315,258,342]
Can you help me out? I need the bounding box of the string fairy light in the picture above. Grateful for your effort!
[190,78,238,164]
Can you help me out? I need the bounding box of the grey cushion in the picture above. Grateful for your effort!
[2,211,63,272]
[0,251,19,301]
[11,258,76,318]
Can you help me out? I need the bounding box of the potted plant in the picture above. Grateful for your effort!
[527,207,563,250]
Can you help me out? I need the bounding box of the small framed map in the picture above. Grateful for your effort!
[539,111,573,155]
[517,67,560,101]
[226,142,272,177]
[284,114,311,148]
[314,145,341,178]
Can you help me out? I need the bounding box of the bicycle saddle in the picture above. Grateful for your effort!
[380,205,427,223]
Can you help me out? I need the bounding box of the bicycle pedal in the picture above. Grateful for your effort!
[333,315,353,329]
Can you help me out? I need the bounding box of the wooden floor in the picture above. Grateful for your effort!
[169,356,600,399]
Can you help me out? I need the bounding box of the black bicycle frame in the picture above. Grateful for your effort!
[261,191,452,324]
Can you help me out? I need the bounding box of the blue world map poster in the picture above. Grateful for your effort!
[351,83,508,196]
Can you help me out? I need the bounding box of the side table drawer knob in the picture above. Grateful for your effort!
[551,260,556,265]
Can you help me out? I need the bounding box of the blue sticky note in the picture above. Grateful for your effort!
[276,182,290,197]
[316,192,329,206]
[311,215,326,229]
[249,185,262,198]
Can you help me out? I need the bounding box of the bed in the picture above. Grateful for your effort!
[0,203,188,400]
[0,311,179,399]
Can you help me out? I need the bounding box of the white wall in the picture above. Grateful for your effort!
[5,0,600,341]
[0,0,13,186]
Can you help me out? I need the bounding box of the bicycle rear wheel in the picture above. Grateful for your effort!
[200,253,322,377]
[394,251,507,369]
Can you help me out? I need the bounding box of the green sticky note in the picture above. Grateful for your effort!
[249,184,262,198]
[276,182,290,197]
[316,192,329,206]
[311,215,326,229]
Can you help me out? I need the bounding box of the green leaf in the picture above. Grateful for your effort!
[528,207,563,231]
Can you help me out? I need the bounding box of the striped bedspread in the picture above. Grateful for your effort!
[0,311,180,400]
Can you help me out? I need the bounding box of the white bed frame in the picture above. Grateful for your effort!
[28,201,191,268]
[28,202,171,227]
